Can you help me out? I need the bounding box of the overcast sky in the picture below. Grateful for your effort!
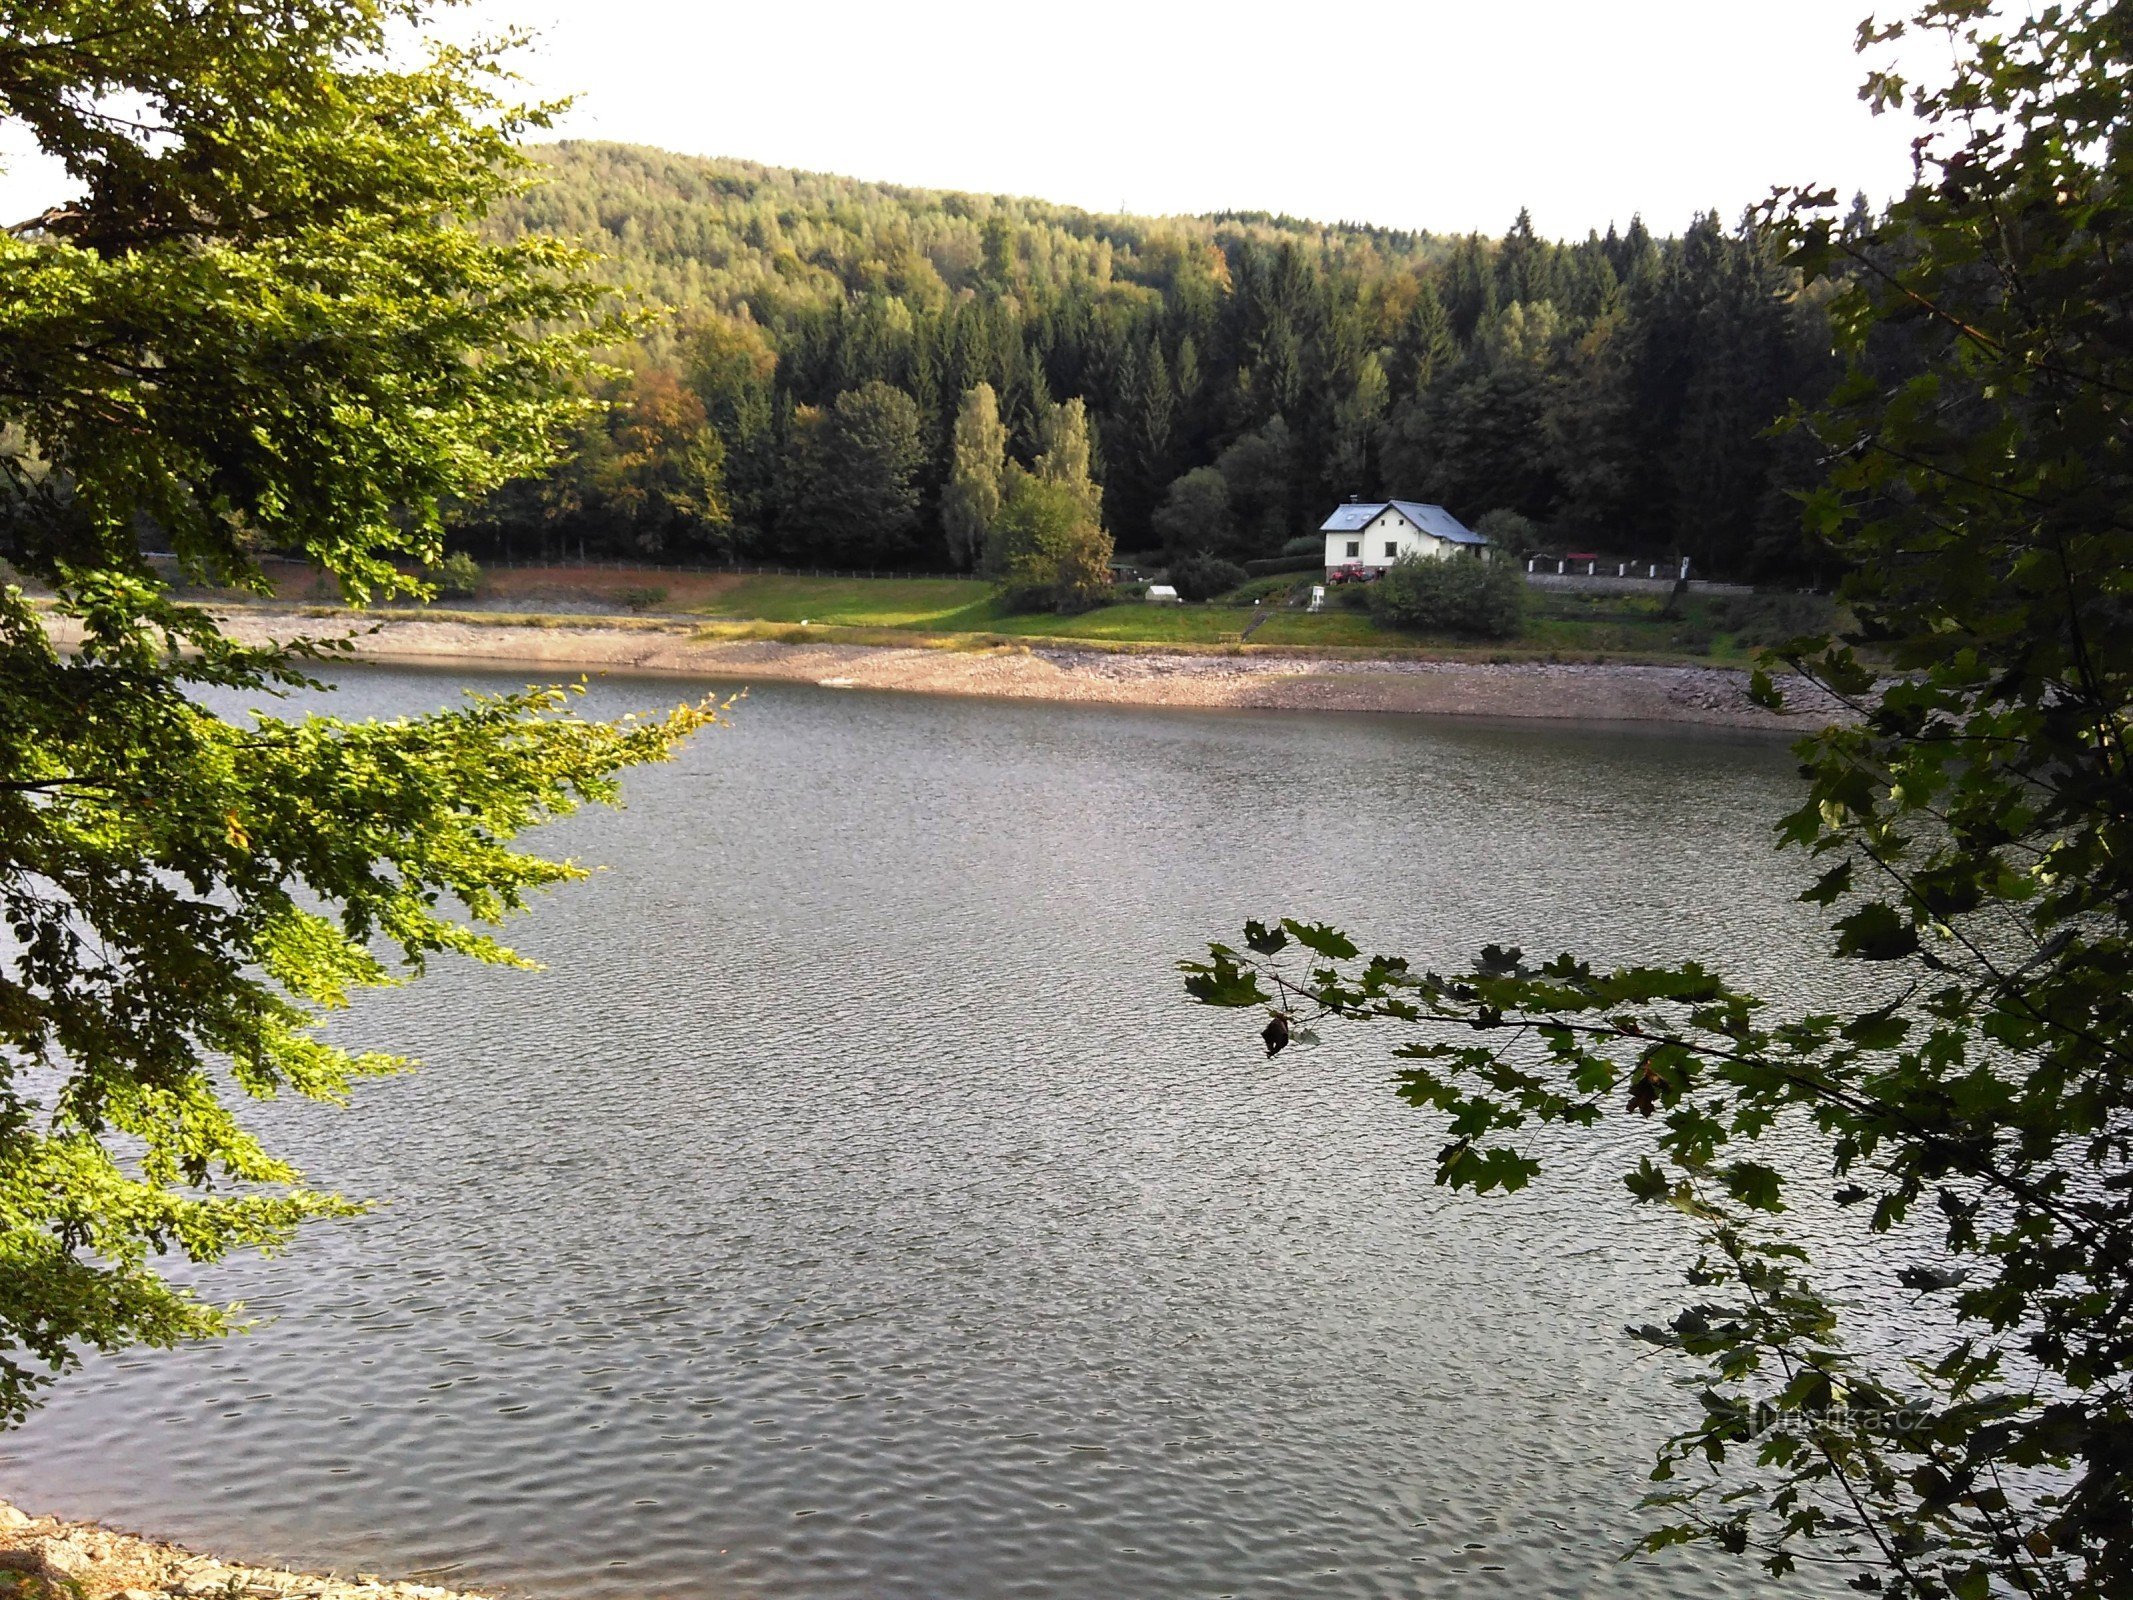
[3,0,1929,238]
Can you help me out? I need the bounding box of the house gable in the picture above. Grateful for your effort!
[1320,500,1487,569]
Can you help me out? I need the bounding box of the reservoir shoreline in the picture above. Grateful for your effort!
[0,1498,492,1600]
[70,609,1845,729]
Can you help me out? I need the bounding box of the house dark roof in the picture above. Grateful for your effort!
[1318,500,1486,544]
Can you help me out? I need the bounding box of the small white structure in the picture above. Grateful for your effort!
[1321,499,1488,573]
[1144,584,1181,604]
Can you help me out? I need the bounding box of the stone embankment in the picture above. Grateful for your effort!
[0,1502,486,1600]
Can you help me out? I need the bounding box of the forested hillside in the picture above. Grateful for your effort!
[463,141,1853,581]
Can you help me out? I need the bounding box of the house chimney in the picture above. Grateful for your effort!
[1346,494,1360,503]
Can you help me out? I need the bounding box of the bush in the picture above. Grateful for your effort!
[1701,590,1835,646]
[619,584,670,613]
[993,476,1115,613]
[1474,508,1542,558]
[1151,467,1235,558]
[1280,534,1324,558]
[429,550,482,600]
[1242,552,1324,578]
[1366,556,1525,638]
[1167,552,1248,602]
[1224,573,1311,605]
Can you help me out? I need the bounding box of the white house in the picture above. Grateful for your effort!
[1321,499,1488,573]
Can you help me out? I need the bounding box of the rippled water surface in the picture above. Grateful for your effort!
[2,670,1843,1598]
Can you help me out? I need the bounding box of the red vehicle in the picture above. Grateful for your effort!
[1326,562,1378,585]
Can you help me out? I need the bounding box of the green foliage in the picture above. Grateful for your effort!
[697,574,994,627]
[457,142,1842,579]
[991,472,1115,613]
[1699,590,1835,649]
[0,0,716,1422]
[1242,552,1325,578]
[618,584,669,613]
[1151,467,1235,558]
[1365,556,1525,638]
[1185,7,2133,1594]
[1221,573,1311,606]
[943,384,1006,572]
[477,366,731,563]
[1209,420,1296,558]
[1165,552,1248,603]
[781,381,926,567]
[430,552,483,601]
[1033,396,1104,525]
[595,369,732,559]
[1473,508,1542,558]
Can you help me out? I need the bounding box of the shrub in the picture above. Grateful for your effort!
[1167,552,1248,602]
[1474,508,1542,558]
[993,476,1114,613]
[619,584,670,613]
[429,550,482,599]
[1225,573,1311,605]
[1279,534,1324,558]
[1366,555,1525,638]
[1701,590,1835,646]
[1150,467,1235,558]
[1242,552,1324,578]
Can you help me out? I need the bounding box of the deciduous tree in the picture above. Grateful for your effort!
[0,0,715,1424]
[1184,6,2133,1593]
[943,383,1006,572]
[990,470,1114,613]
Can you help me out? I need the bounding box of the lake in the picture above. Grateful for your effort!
[0,668,1841,1599]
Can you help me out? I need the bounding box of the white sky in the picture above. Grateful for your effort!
[2,0,1929,239]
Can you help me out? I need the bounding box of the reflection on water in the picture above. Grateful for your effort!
[1,670,1841,1598]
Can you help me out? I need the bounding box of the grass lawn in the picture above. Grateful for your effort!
[253,565,1828,666]
[977,603,1401,648]
[694,577,1421,649]
[680,571,1824,662]
[700,575,996,627]
[197,555,1830,666]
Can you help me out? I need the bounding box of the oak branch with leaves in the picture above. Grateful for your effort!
[0,0,716,1422]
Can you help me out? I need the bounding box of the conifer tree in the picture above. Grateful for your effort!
[1331,352,1389,494]
[1396,279,1457,395]
[467,143,1850,582]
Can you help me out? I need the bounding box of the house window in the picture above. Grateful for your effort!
[1345,540,1361,558]
[1385,541,1399,559]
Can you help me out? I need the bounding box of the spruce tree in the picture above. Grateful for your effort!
[1396,279,1457,395]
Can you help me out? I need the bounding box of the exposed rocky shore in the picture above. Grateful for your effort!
[68,609,1851,730]
[0,1501,486,1600]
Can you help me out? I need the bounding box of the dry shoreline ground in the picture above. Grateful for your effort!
[83,608,1847,730]
[0,1499,488,1600]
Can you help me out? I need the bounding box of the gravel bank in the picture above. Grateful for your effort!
[52,610,1852,729]
[0,1501,488,1600]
